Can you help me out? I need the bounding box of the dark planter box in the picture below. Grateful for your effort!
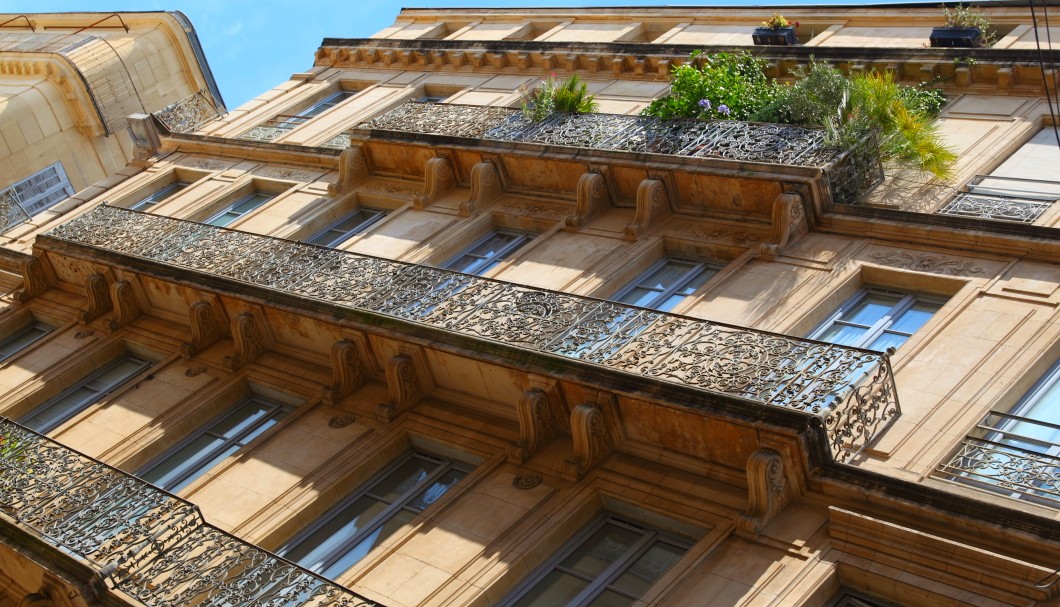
[752,26,797,46]
[929,27,982,47]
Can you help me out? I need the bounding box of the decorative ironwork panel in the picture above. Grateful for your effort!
[825,132,885,205]
[939,437,1060,505]
[322,132,352,149]
[46,207,900,463]
[362,102,515,139]
[936,193,1052,223]
[237,125,290,143]
[153,91,223,134]
[0,419,380,607]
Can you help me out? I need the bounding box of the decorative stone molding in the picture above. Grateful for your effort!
[77,273,112,324]
[566,171,610,229]
[376,353,425,422]
[328,144,371,196]
[758,191,808,261]
[222,311,269,371]
[625,177,671,240]
[512,474,543,490]
[104,280,142,332]
[413,156,456,209]
[736,448,790,536]
[507,387,561,464]
[322,339,367,406]
[181,299,229,358]
[869,251,984,276]
[13,257,51,304]
[564,401,614,480]
[461,161,503,216]
[328,414,357,429]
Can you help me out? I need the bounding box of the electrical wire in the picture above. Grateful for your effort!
[1029,0,1060,150]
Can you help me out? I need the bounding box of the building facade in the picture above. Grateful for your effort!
[1,4,1060,607]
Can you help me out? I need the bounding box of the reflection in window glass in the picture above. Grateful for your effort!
[444,229,534,275]
[19,354,150,433]
[811,288,943,351]
[205,192,275,227]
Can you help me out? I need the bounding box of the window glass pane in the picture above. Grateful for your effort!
[844,293,902,326]
[512,570,590,607]
[405,468,467,513]
[335,508,417,573]
[641,262,693,290]
[206,193,273,227]
[85,358,148,389]
[210,400,273,438]
[19,355,147,433]
[889,301,941,334]
[131,181,188,211]
[370,457,440,502]
[615,258,717,312]
[818,324,869,347]
[560,524,641,579]
[445,230,531,275]
[610,542,686,596]
[286,495,389,571]
[617,287,660,308]
[586,589,636,607]
[0,323,51,360]
[675,267,716,296]
[867,331,909,352]
[140,434,224,488]
[1023,378,1060,424]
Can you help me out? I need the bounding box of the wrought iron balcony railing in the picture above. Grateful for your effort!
[935,176,1059,224]
[0,418,380,607]
[45,206,899,462]
[938,411,1060,505]
[354,102,884,204]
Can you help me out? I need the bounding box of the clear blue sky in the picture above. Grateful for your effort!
[10,1,929,109]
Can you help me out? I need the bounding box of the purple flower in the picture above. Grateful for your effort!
[717,104,730,116]
[697,99,711,110]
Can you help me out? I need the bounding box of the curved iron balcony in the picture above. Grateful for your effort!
[0,418,381,607]
[340,101,883,204]
[45,206,899,463]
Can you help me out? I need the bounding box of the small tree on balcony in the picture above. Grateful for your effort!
[521,74,598,122]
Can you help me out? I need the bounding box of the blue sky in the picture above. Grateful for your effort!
[10,1,928,109]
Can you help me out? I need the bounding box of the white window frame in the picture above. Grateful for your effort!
[501,515,691,607]
[19,354,151,433]
[278,451,472,578]
[204,191,276,227]
[0,320,52,363]
[612,257,719,311]
[129,180,190,212]
[1,161,75,218]
[306,207,386,247]
[443,228,534,275]
[808,287,945,351]
[138,395,292,493]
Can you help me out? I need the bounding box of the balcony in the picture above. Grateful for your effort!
[44,205,899,463]
[348,101,884,205]
[0,417,381,607]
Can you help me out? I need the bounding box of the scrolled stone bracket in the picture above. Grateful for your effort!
[77,273,112,324]
[736,448,792,537]
[566,171,610,229]
[758,190,808,261]
[376,352,427,422]
[564,396,616,480]
[461,160,503,217]
[322,339,367,406]
[13,256,52,304]
[507,386,562,464]
[181,299,229,358]
[328,144,372,197]
[222,310,270,372]
[104,279,143,332]
[625,177,672,240]
[413,156,456,209]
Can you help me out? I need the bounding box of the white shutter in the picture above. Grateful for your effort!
[2,162,75,217]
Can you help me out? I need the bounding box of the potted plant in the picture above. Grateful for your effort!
[753,13,798,46]
[930,4,994,48]
[521,73,598,122]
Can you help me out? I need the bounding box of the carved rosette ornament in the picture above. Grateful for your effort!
[507,388,560,463]
[461,161,503,216]
[322,340,367,405]
[566,171,610,229]
[13,257,50,303]
[413,156,456,209]
[564,402,614,480]
[736,448,790,536]
[625,178,671,240]
[328,144,371,197]
[181,300,228,358]
[77,273,112,324]
[105,280,143,332]
[376,354,424,422]
[222,311,269,372]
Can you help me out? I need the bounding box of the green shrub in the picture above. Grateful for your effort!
[641,51,780,121]
[943,4,996,46]
[521,74,598,122]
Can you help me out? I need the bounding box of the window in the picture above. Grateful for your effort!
[444,229,534,275]
[307,207,386,247]
[19,354,150,433]
[240,90,357,140]
[503,516,690,607]
[279,452,470,578]
[1,162,75,220]
[613,257,719,312]
[809,288,944,352]
[0,321,52,362]
[129,181,190,212]
[138,396,291,493]
[204,191,275,227]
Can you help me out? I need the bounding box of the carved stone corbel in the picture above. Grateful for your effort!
[413,156,455,209]
[564,401,614,479]
[104,280,143,332]
[222,311,269,371]
[758,191,808,261]
[625,178,672,240]
[566,171,610,229]
[460,161,503,216]
[376,353,425,422]
[507,388,561,463]
[322,339,367,405]
[77,273,111,324]
[327,144,371,197]
[13,257,50,303]
[181,300,229,358]
[736,448,791,536]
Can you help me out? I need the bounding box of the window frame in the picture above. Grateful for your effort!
[18,353,151,433]
[277,451,472,577]
[137,395,293,493]
[0,320,53,363]
[611,256,720,312]
[203,191,276,227]
[501,514,692,607]
[128,180,191,212]
[442,228,535,275]
[808,287,946,351]
[1,161,75,219]
[306,207,387,247]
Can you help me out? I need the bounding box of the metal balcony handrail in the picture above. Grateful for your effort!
[938,434,1060,505]
[44,205,899,463]
[0,417,381,607]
